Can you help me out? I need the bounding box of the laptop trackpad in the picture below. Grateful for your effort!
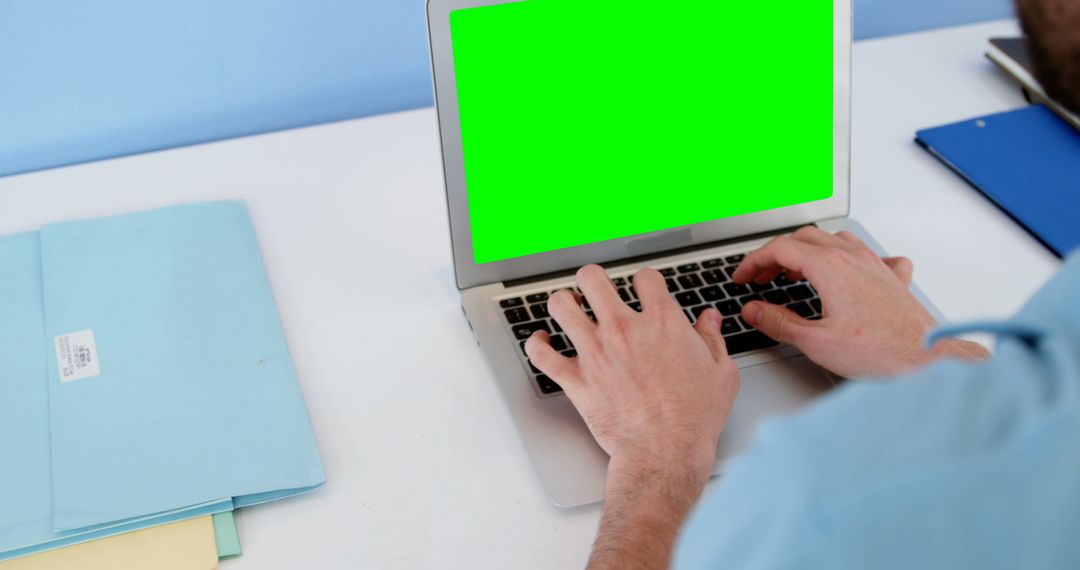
[715,355,836,469]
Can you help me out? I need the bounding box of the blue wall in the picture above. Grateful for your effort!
[1,0,1015,179]
[855,0,1014,40]
[0,1,432,178]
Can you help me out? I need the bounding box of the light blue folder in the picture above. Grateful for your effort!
[0,202,325,559]
[0,232,230,561]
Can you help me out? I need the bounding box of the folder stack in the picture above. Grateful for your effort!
[0,202,325,566]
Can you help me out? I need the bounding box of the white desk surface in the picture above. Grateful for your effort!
[0,19,1061,570]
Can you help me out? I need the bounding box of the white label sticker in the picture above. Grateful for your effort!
[55,329,101,383]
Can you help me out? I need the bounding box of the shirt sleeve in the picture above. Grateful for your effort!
[674,253,1080,570]
[674,428,829,569]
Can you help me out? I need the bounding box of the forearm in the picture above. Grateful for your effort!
[588,456,711,570]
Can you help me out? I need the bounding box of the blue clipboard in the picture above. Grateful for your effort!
[916,104,1080,258]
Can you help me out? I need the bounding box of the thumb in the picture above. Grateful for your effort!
[694,308,731,362]
[742,301,813,346]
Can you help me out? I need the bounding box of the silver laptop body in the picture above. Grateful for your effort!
[426,0,934,507]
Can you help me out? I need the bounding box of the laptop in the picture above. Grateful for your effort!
[986,37,1080,130]
[426,0,936,508]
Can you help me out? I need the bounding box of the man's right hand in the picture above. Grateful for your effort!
[733,226,988,379]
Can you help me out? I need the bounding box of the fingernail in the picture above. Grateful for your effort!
[708,310,723,328]
[743,302,762,325]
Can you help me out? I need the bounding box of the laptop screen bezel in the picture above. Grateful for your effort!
[427,0,852,290]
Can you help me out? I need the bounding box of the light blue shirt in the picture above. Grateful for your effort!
[676,253,1080,569]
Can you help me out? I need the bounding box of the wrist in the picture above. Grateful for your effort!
[605,448,713,507]
[589,454,712,570]
[927,338,990,363]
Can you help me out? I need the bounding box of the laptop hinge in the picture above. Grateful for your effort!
[502,223,809,288]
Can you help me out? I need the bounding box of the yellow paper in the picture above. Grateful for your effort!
[0,516,217,570]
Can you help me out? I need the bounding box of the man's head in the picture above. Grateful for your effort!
[1015,0,1080,114]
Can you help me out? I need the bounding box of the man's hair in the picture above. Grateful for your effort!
[1015,0,1080,114]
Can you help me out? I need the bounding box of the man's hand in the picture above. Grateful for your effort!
[526,264,739,569]
[733,226,989,378]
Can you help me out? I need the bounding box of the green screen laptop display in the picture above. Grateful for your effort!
[450,1,835,264]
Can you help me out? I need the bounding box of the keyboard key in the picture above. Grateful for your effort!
[551,318,562,333]
[702,258,724,268]
[763,289,791,305]
[810,298,822,314]
[512,320,550,340]
[723,282,750,297]
[504,308,530,324]
[677,263,701,274]
[618,288,631,302]
[725,254,745,264]
[739,316,752,329]
[691,305,710,318]
[561,349,577,358]
[702,269,727,284]
[739,294,763,306]
[773,273,795,287]
[628,285,637,299]
[659,267,676,277]
[787,284,814,301]
[528,360,541,374]
[526,292,549,303]
[675,290,703,307]
[678,274,703,289]
[683,309,693,322]
[549,334,568,351]
[787,301,814,318]
[725,331,780,355]
[724,266,739,279]
[700,285,725,302]
[750,281,773,293]
[500,297,524,308]
[537,374,562,394]
[612,277,627,286]
[530,303,549,320]
[665,278,680,293]
[628,301,642,312]
[520,341,528,355]
[716,300,741,316]
[721,317,741,335]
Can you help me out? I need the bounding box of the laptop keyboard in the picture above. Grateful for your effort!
[498,252,822,396]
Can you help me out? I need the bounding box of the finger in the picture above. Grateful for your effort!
[791,225,849,249]
[576,264,630,323]
[747,267,805,285]
[694,308,731,362]
[548,289,598,351]
[832,230,880,261]
[732,236,820,285]
[741,301,816,346]
[781,270,807,282]
[525,331,582,385]
[551,286,580,301]
[743,262,783,285]
[836,230,863,246]
[884,256,914,286]
[631,268,677,312]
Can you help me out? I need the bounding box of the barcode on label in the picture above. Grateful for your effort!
[55,329,102,383]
